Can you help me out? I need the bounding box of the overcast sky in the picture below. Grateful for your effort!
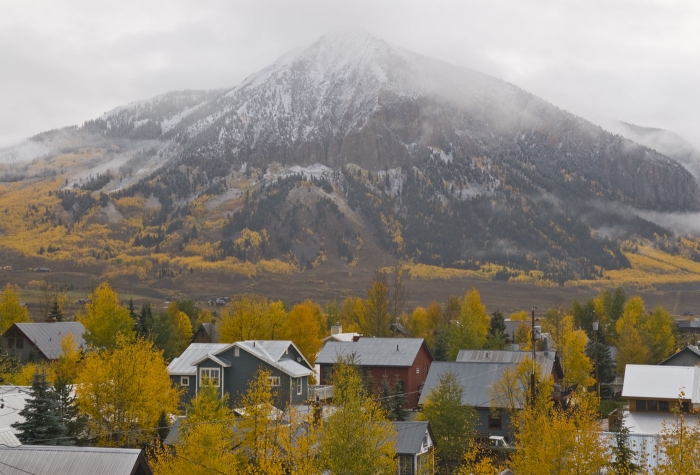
[1,0,698,149]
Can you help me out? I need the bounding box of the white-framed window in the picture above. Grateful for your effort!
[180,376,189,387]
[296,377,302,395]
[234,346,240,357]
[416,367,420,374]
[200,368,221,387]
[268,376,280,387]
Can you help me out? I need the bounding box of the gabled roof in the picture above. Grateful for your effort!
[167,343,230,375]
[0,445,152,475]
[199,322,219,342]
[323,332,362,343]
[418,362,521,409]
[659,345,700,366]
[168,341,313,378]
[316,338,431,367]
[394,421,433,455]
[0,429,20,447]
[622,365,700,402]
[6,323,86,360]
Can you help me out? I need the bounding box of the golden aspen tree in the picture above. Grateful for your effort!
[236,369,284,475]
[55,334,81,381]
[407,306,431,340]
[641,305,677,363]
[75,336,180,447]
[490,357,554,413]
[283,302,322,366]
[337,296,363,333]
[316,359,397,475]
[654,394,700,475]
[447,288,490,358]
[559,315,594,388]
[280,405,319,475]
[361,281,391,337]
[0,284,30,333]
[265,300,288,340]
[510,393,610,475]
[218,294,270,343]
[151,383,238,475]
[458,443,504,475]
[77,282,134,349]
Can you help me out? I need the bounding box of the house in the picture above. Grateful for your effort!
[0,446,152,474]
[658,345,700,367]
[622,365,700,422]
[394,421,435,475]
[316,337,434,408]
[0,386,31,436]
[2,322,86,363]
[192,321,219,343]
[167,340,314,408]
[322,325,361,343]
[676,318,700,337]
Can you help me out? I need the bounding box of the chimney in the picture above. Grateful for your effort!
[331,324,342,335]
[352,335,362,342]
[397,344,399,351]
[543,337,549,356]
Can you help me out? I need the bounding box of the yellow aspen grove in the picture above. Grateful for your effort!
[559,315,594,388]
[75,336,180,447]
[76,282,134,348]
[218,294,271,343]
[55,334,81,381]
[0,284,30,333]
[654,395,700,475]
[361,280,392,337]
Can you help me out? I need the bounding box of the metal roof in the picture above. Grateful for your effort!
[418,362,520,409]
[393,421,430,454]
[169,341,313,378]
[456,350,556,374]
[316,338,428,367]
[0,446,152,475]
[0,429,20,447]
[167,344,231,375]
[622,365,700,402]
[0,387,31,432]
[10,323,86,360]
[163,416,184,446]
[323,332,362,343]
[200,322,220,342]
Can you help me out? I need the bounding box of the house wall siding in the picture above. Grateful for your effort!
[475,408,513,439]
[660,351,700,367]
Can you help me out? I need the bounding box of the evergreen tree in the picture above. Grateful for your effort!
[138,303,154,336]
[486,309,507,349]
[13,372,66,445]
[390,376,408,421]
[50,375,87,445]
[156,410,170,442]
[586,332,616,398]
[49,297,63,322]
[432,325,449,361]
[610,424,638,474]
[127,298,137,320]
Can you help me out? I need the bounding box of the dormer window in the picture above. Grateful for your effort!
[234,346,240,357]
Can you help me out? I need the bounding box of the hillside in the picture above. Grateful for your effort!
[1,30,700,305]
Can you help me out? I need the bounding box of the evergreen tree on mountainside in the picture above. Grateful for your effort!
[12,372,66,445]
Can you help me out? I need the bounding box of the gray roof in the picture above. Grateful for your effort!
[659,345,700,365]
[0,429,20,447]
[0,386,31,432]
[0,446,151,475]
[200,322,219,342]
[163,416,184,446]
[456,350,556,376]
[168,341,313,378]
[394,421,430,455]
[316,338,428,367]
[418,362,523,409]
[167,343,230,375]
[10,323,86,360]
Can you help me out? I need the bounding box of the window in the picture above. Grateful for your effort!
[659,401,669,412]
[180,376,189,386]
[416,367,420,374]
[200,368,220,387]
[647,400,658,412]
[234,346,239,357]
[422,433,429,450]
[398,455,413,475]
[296,377,302,395]
[682,401,690,413]
[268,376,280,387]
[488,413,502,431]
[636,400,646,412]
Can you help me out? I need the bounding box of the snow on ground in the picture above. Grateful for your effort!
[429,147,453,163]
[377,167,404,196]
[0,140,50,164]
[162,102,206,133]
[265,163,335,183]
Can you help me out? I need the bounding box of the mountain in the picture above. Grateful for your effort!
[2,29,700,289]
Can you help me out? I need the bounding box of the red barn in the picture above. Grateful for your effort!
[316,337,434,408]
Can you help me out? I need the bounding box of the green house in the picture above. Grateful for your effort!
[167,340,313,408]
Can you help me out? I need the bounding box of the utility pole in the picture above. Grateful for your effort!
[531,306,537,407]
[593,317,600,398]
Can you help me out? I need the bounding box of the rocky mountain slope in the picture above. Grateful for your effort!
[2,30,700,286]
